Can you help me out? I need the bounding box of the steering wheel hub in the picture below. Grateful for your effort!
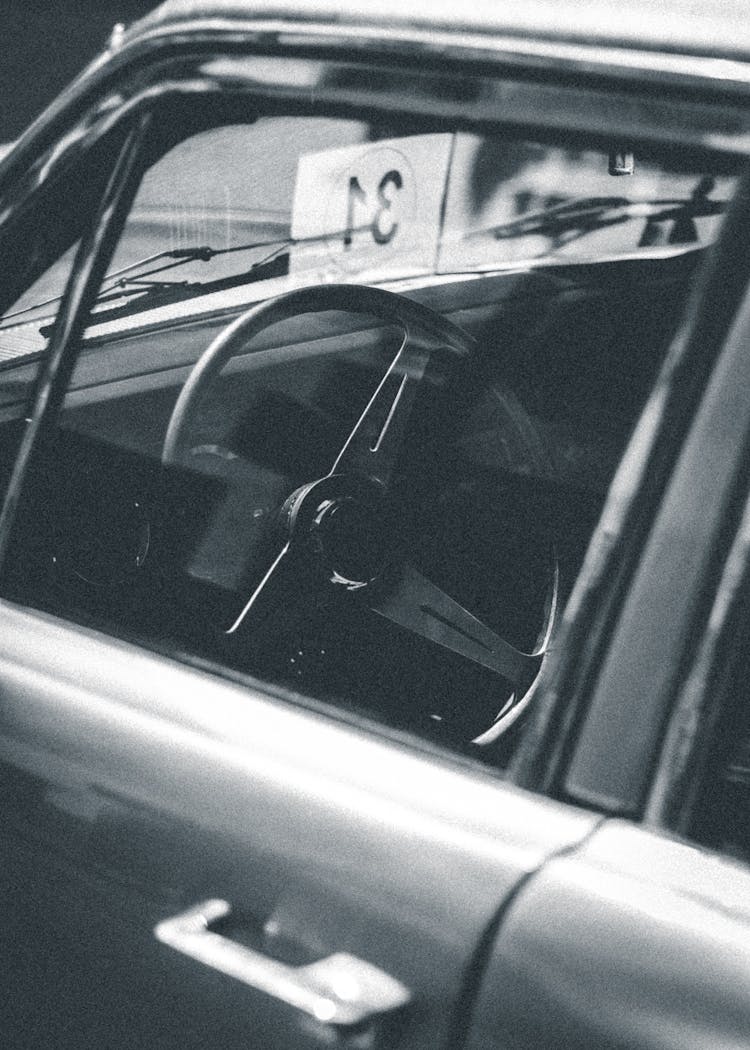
[280,474,391,589]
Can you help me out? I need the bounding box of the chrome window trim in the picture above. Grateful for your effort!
[123,15,750,95]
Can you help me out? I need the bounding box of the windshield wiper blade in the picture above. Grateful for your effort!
[1,225,371,327]
[0,245,218,327]
[98,237,296,292]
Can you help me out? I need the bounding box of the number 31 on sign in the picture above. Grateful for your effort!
[290,134,453,281]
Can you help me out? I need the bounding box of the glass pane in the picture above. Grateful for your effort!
[2,106,742,762]
[440,136,735,271]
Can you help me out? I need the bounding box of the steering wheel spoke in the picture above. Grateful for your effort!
[330,335,431,487]
[225,540,317,637]
[367,562,543,687]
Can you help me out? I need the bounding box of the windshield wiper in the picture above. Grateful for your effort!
[464,178,726,253]
[3,178,727,330]
[100,236,295,291]
[0,226,371,328]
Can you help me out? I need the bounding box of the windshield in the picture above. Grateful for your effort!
[0,115,737,364]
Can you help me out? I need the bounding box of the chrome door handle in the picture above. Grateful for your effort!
[155,899,411,1027]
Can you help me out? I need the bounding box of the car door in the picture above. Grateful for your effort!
[0,600,599,1050]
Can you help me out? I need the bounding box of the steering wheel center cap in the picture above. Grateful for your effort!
[280,475,391,589]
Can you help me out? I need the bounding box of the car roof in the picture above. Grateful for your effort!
[132,0,750,63]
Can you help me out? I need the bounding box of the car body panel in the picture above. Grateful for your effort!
[466,819,750,1050]
[0,599,597,1047]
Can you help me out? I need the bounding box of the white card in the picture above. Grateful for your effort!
[290,134,454,283]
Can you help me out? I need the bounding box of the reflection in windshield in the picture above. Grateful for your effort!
[439,137,734,270]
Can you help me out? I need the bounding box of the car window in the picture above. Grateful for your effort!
[0,103,742,765]
[88,118,737,330]
[0,242,80,357]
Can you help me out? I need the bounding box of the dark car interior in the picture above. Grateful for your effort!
[0,255,704,755]
[0,100,741,764]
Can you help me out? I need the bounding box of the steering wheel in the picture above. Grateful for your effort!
[162,283,558,743]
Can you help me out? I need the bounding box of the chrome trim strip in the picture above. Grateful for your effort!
[124,16,750,93]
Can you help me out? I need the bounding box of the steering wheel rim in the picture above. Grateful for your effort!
[163,284,474,466]
[162,282,558,744]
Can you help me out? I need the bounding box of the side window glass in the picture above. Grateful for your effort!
[0,105,742,766]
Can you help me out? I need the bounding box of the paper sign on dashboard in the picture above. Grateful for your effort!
[290,134,453,283]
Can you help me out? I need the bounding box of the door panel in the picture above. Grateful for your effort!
[465,819,750,1050]
[0,601,596,1049]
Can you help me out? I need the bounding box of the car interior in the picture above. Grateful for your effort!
[0,97,741,765]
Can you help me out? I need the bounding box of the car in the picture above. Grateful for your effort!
[1,1,750,1047]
